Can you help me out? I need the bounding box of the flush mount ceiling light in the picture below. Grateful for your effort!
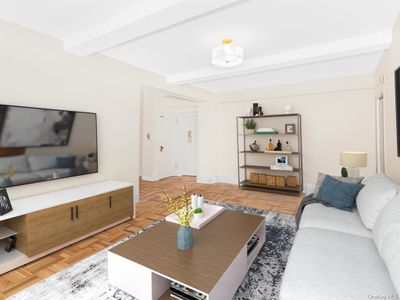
[211,39,244,68]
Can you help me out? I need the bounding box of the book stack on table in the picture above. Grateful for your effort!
[169,282,207,300]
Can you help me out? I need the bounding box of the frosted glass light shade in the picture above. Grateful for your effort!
[340,151,368,168]
[211,40,244,68]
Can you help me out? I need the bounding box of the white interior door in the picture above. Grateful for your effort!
[178,112,197,176]
[158,112,176,179]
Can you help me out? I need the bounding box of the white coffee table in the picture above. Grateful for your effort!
[108,210,266,300]
[165,203,224,229]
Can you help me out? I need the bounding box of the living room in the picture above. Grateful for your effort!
[0,1,400,299]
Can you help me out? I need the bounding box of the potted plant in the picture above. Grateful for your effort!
[1,166,16,187]
[161,187,194,250]
[244,119,256,135]
[193,207,204,220]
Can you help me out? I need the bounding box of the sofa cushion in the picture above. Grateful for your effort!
[300,203,372,238]
[317,175,364,212]
[8,172,42,185]
[373,194,400,294]
[27,155,58,171]
[313,172,363,198]
[0,155,30,173]
[57,156,76,168]
[356,174,397,229]
[279,228,396,300]
[35,168,72,180]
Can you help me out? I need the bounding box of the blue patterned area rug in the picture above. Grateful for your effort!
[10,201,296,300]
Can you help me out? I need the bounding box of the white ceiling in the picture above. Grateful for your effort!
[1,0,399,92]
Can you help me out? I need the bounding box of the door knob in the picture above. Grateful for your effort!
[160,145,164,152]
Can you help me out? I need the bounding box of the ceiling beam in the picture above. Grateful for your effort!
[64,0,247,56]
[166,31,392,85]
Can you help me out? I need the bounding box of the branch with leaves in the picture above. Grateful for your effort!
[161,186,194,227]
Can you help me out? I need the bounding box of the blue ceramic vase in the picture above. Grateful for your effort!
[177,226,193,250]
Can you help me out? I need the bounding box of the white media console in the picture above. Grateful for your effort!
[0,180,134,274]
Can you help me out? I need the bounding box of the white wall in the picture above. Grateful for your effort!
[375,16,400,182]
[140,94,199,180]
[0,19,213,201]
[197,75,377,187]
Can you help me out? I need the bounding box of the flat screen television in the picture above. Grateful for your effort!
[0,104,98,188]
[396,66,400,157]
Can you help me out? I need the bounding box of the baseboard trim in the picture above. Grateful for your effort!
[141,176,159,182]
[196,176,217,184]
[196,176,237,185]
[216,176,237,184]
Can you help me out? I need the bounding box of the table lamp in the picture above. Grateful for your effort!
[340,151,367,177]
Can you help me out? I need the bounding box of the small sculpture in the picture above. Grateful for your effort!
[249,141,259,152]
[268,139,274,151]
[274,140,282,151]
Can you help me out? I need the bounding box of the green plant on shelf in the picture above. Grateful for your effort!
[244,119,256,129]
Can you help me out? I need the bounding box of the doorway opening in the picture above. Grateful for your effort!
[139,86,199,181]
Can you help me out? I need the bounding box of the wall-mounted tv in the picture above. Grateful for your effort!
[0,104,98,188]
[396,66,400,157]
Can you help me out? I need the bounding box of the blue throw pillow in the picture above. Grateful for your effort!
[57,156,76,168]
[317,175,364,212]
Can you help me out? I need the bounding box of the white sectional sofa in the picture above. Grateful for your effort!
[280,174,400,300]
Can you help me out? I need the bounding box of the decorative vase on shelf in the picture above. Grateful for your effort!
[177,226,193,250]
[284,105,292,114]
[245,128,255,135]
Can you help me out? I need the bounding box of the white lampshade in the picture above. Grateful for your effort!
[211,39,244,68]
[340,151,367,168]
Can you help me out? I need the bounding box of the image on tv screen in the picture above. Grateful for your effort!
[0,105,98,188]
[0,106,75,147]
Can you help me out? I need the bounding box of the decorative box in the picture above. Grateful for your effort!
[250,173,259,184]
[266,175,276,186]
[287,176,297,187]
[275,176,286,187]
[258,174,267,185]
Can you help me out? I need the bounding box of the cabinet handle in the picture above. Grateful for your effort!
[76,206,79,219]
[70,207,74,221]
[109,196,112,208]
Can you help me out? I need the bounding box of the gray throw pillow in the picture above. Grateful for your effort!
[313,173,363,198]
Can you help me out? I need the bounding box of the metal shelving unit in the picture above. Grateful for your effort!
[236,113,303,195]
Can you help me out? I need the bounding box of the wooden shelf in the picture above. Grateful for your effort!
[240,180,302,195]
[237,113,303,195]
[240,151,300,155]
[238,133,298,136]
[0,227,17,240]
[159,290,173,300]
[240,165,301,173]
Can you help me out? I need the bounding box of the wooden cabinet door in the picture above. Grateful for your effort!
[106,187,133,224]
[73,194,109,237]
[27,203,76,256]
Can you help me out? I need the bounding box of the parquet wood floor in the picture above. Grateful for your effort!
[0,176,302,299]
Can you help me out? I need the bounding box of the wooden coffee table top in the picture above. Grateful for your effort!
[110,210,264,294]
